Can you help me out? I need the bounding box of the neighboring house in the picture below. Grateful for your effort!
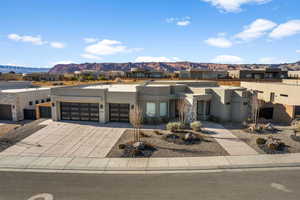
[228,68,288,79]
[51,80,250,124]
[0,81,36,90]
[175,69,228,79]
[241,82,300,123]
[0,73,23,81]
[288,71,300,79]
[126,68,166,79]
[23,73,63,81]
[0,88,51,121]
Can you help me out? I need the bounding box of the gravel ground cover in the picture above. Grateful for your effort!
[107,129,229,158]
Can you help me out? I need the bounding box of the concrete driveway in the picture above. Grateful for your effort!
[0,121,125,158]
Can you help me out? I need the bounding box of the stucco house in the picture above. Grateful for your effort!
[241,81,300,123]
[51,80,250,124]
[0,87,51,121]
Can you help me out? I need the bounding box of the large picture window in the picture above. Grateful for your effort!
[146,102,156,117]
[159,102,167,117]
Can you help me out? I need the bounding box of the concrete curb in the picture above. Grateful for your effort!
[1,162,300,174]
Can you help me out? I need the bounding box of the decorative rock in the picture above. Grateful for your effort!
[133,142,145,150]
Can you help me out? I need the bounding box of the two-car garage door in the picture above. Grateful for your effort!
[60,102,130,123]
[60,102,99,122]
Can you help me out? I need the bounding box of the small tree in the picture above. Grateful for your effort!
[250,91,262,127]
[130,105,143,142]
[176,98,189,126]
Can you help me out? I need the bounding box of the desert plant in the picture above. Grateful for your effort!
[166,122,183,132]
[118,144,126,149]
[190,121,202,132]
[293,122,300,136]
[256,137,267,145]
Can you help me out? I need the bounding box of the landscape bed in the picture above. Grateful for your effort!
[107,129,229,158]
[227,124,300,154]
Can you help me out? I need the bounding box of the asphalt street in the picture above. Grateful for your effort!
[1,169,300,200]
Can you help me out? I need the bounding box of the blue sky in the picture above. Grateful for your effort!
[1,0,300,67]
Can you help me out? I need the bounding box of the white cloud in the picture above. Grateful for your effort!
[84,39,138,56]
[83,38,99,43]
[80,54,103,60]
[166,16,191,26]
[211,55,244,64]
[205,37,233,48]
[296,50,300,54]
[51,60,74,66]
[202,0,271,12]
[135,56,181,62]
[8,34,46,45]
[176,20,191,26]
[50,42,65,48]
[269,20,300,39]
[8,33,66,49]
[235,19,277,41]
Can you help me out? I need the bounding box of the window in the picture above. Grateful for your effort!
[29,101,33,106]
[280,94,288,97]
[35,100,39,104]
[146,103,156,117]
[270,92,275,102]
[41,100,45,103]
[46,98,51,102]
[159,102,167,117]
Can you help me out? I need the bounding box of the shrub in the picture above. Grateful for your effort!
[166,122,183,132]
[118,144,126,149]
[256,138,267,145]
[190,121,202,132]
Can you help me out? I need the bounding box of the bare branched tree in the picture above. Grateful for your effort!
[130,105,143,142]
[251,91,262,126]
[177,98,189,125]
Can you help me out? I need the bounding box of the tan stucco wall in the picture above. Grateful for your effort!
[241,82,300,105]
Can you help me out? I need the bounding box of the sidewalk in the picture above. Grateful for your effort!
[0,153,300,173]
[203,122,258,156]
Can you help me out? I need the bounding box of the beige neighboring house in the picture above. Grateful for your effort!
[229,68,288,79]
[175,69,228,79]
[288,71,300,79]
[51,80,250,124]
[0,88,51,121]
[241,82,300,123]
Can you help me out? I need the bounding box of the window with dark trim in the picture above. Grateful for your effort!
[29,101,33,106]
[280,94,288,97]
[35,100,39,104]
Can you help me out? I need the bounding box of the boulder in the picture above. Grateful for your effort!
[133,142,145,150]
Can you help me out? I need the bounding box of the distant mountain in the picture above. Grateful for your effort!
[49,61,300,74]
[0,65,50,73]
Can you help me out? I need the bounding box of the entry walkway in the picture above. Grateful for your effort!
[203,122,258,156]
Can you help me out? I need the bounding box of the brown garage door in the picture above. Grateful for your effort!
[0,104,12,120]
[109,103,130,122]
[60,102,99,122]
